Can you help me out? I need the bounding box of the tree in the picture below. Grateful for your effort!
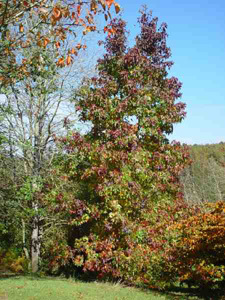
[47,7,190,281]
[0,3,116,271]
[0,0,122,273]
[0,0,120,89]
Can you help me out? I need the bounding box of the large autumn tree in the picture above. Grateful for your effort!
[46,7,190,280]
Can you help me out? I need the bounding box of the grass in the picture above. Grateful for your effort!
[0,275,167,300]
[0,275,224,300]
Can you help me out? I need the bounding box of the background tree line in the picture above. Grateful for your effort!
[181,142,225,205]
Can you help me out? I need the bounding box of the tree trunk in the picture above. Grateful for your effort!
[31,204,40,273]
[31,134,42,273]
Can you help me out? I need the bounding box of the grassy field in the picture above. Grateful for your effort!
[0,275,169,300]
[0,275,223,300]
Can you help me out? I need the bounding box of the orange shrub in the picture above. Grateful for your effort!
[164,201,225,288]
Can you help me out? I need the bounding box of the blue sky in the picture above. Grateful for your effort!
[116,0,225,144]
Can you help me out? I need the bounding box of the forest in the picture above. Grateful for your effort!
[182,143,225,205]
[0,1,225,299]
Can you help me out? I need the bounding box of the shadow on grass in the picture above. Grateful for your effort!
[0,272,20,280]
[160,285,225,300]
[0,272,68,281]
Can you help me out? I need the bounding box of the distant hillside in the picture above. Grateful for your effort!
[180,142,225,205]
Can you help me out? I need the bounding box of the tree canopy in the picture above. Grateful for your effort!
[0,0,120,88]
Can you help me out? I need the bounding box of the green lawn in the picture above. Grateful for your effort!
[1,275,223,300]
[0,276,167,300]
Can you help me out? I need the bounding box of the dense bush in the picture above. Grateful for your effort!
[162,201,225,288]
[0,248,28,273]
[108,200,225,290]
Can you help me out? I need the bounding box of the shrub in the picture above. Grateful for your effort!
[0,248,28,273]
[161,201,225,288]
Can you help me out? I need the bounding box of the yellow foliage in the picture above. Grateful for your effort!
[1,250,28,273]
